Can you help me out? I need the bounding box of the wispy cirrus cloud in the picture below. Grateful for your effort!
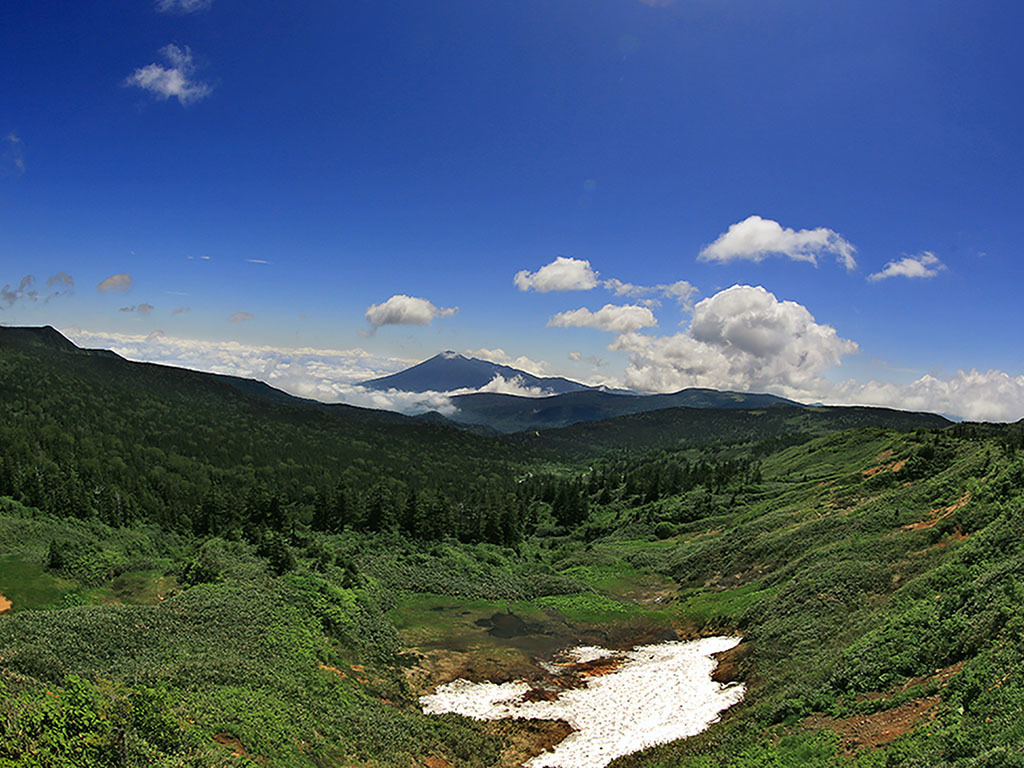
[119,304,155,315]
[2,133,25,177]
[156,0,212,13]
[124,45,212,106]
[868,251,945,282]
[603,279,699,310]
[1,275,38,306]
[699,215,857,271]
[230,312,254,323]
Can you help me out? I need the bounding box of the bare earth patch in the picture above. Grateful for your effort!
[803,697,940,756]
[0,594,11,613]
[863,455,907,478]
[803,662,963,756]
[903,492,971,531]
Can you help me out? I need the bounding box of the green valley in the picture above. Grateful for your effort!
[2,328,1024,767]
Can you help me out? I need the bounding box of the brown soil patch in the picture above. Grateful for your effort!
[0,594,11,613]
[712,641,752,684]
[213,733,252,760]
[903,492,971,531]
[483,719,575,768]
[863,457,906,478]
[421,756,453,768]
[803,697,940,756]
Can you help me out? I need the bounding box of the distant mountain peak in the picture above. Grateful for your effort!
[360,351,591,395]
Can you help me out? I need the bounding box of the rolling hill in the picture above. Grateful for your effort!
[448,388,801,433]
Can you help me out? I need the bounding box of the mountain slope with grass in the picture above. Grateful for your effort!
[2,325,1023,768]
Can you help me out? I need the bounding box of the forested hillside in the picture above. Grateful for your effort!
[2,327,1024,768]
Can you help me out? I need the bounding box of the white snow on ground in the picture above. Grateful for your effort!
[562,646,619,665]
[420,636,745,768]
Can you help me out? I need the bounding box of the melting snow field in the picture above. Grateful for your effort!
[420,636,745,768]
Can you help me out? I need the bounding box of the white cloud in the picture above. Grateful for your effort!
[868,251,945,282]
[568,351,582,361]
[829,370,1024,423]
[246,258,269,264]
[463,347,550,375]
[610,285,858,398]
[699,215,857,271]
[230,312,254,323]
[604,278,699,311]
[172,306,190,315]
[475,374,549,397]
[156,0,212,13]
[549,303,659,334]
[364,294,457,332]
[514,257,599,293]
[97,273,133,292]
[61,327,415,396]
[124,45,212,106]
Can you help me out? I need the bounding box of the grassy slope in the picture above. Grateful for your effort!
[605,427,1024,767]
[4,425,1024,766]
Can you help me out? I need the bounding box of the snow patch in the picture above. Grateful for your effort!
[421,637,744,768]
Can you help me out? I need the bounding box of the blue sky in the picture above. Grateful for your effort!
[2,1,1023,419]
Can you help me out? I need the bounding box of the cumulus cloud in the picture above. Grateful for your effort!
[604,279,699,311]
[156,0,212,13]
[830,370,1024,423]
[2,133,25,177]
[514,256,599,293]
[699,215,857,271]
[364,294,457,333]
[549,303,659,334]
[868,251,945,282]
[611,285,858,397]
[124,44,212,106]
[230,312,254,323]
[97,273,133,293]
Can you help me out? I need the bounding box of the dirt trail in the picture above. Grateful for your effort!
[0,594,11,613]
